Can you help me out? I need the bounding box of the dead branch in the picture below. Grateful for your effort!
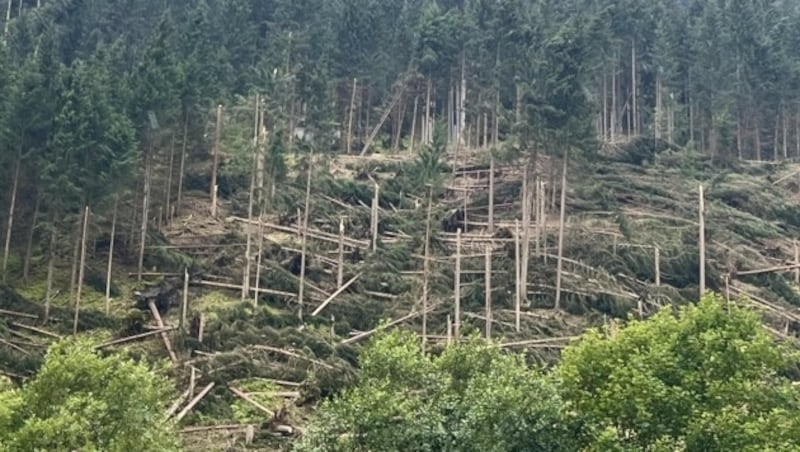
[175,382,216,422]
[311,273,361,316]
[229,386,275,418]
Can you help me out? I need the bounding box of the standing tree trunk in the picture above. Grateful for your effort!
[699,184,706,296]
[137,151,152,282]
[337,217,345,288]
[755,116,762,161]
[347,78,358,154]
[73,205,89,335]
[165,132,175,224]
[253,213,264,307]
[484,244,492,340]
[177,112,188,216]
[611,64,617,141]
[69,213,81,298]
[371,183,379,252]
[105,197,117,314]
[424,77,432,145]
[454,228,461,338]
[458,53,466,147]
[2,152,20,283]
[514,220,521,332]
[297,154,313,321]
[602,74,608,141]
[409,94,419,154]
[520,160,532,306]
[211,105,222,217]
[632,39,638,136]
[655,75,662,141]
[422,185,433,344]
[242,115,258,301]
[554,149,569,310]
[44,216,56,321]
[488,157,495,234]
[22,194,40,282]
[3,0,11,38]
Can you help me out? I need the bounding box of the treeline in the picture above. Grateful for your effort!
[2,0,800,280]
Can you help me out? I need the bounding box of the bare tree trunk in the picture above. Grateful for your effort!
[297,154,313,322]
[22,195,39,282]
[253,213,264,307]
[3,0,11,38]
[371,183,379,252]
[242,115,258,300]
[137,151,152,282]
[755,116,762,161]
[347,78,358,154]
[655,75,662,141]
[611,63,617,141]
[165,132,175,225]
[2,153,20,282]
[484,244,492,339]
[488,157,495,234]
[44,217,55,322]
[736,112,743,160]
[422,185,433,344]
[783,106,788,159]
[424,77,432,145]
[515,220,521,332]
[69,213,81,298]
[409,94,418,154]
[177,113,188,216]
[603,74,608,141]
[699,184,706,296]
[632,39,638,136]
[554,150,569,310]
[521,161,531,305]
[774,112,780,161]
[337,217,344,287]
[105,197,118,314]
[392,95,406,152]
[211,105,222,216]
[182,268,189,329]
[459,53,466,147]
[689,98,695,146]
[493,87,499,147]
[73,205,89,335]
[454,228,461,338]
[655,246,661,287]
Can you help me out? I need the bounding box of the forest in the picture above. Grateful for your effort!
[3,0,800,450]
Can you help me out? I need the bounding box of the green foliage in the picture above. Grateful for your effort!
[296,331,573,452]
[558,293,800,450]
[300,295,800,451]
[0,338,180,452]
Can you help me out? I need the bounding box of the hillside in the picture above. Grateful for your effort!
[3,137,800,449]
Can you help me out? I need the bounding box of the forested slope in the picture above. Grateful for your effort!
[3,0,800,450]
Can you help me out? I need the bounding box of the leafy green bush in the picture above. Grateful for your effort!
[0,338,180,452]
